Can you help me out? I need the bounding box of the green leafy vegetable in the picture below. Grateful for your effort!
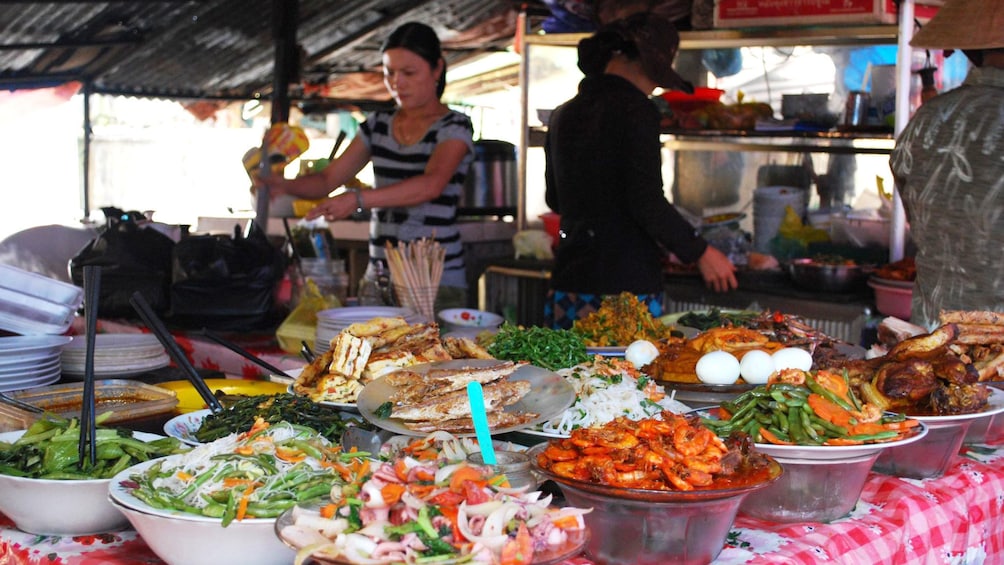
[486,323,590,371]
[0,415,187,479]
[194,394,361,443]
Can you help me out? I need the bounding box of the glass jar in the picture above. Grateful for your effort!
[467,450,538,490]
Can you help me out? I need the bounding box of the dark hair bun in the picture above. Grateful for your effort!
[577,30,627,76]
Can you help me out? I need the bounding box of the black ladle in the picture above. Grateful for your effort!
[129,292,223,413]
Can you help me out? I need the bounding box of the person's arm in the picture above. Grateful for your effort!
[305,137,470,221]
[619,99,737,291]
[265,136,371,199]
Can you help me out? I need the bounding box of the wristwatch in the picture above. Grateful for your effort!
[348,188,366,219]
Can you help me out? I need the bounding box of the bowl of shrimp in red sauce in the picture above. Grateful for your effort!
[530,411,781,565]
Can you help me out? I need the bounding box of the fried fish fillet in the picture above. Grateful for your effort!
[403,410,540,433]
[391,379,531,421]
[388,361,520,404]
[443,336,494,359]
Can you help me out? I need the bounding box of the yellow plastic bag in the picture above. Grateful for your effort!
[275,279,340,354]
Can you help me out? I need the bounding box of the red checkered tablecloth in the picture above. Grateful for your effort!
[3,446,1004,564]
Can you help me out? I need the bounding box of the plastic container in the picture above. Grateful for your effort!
[0,265,84,306]
[0,280,80,335]
[868,279,913,320]
[660,87,725,114]
[0,379,178,432]
[740,452,879,523]
[467,450,537,490]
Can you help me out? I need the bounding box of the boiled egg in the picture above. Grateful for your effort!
[695,351,741,385]
[771,347,813,372]
[625,339,659,369]
[739,349,775,384]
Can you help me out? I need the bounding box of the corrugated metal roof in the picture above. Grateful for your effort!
[0,0,528,104]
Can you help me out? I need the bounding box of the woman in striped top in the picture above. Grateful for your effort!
[265,22,475,309]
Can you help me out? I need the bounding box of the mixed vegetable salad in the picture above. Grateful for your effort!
[124,419,366,526]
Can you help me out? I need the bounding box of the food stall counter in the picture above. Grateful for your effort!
[3,442,1004,564]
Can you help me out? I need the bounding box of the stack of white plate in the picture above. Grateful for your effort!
[314,306,421,355]
[61,334,170,378]
[0,335,72,392]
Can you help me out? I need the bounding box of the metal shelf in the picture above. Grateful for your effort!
[529,127,895,155]
[521,25,899,49]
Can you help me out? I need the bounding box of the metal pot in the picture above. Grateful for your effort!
[461,140,517,210]
[788,258,871,293]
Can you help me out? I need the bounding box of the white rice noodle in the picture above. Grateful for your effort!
[540,364,690,435]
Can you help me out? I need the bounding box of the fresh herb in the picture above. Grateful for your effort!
[486,323,590,371]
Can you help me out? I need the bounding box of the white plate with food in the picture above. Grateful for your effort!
[356,359,575,438]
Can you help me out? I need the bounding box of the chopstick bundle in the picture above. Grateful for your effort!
[79,266,101,468]
[384,238,444,321]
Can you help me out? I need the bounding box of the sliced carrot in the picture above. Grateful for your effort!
[550,513,583,530]
[814,370,852,404]
[319,503,338,519]
[235,485,256,521]
[408,484,436,499]
[758,427,794,445]
[176,471,193,481]
[883,419,920,431]
[223,477,256,488]
[381,483,407,505]
[807,393,854,428]
[449,465,487,493]
[849,422,888,436]
[413,467,436,482]
[718,406,733,421]
[394,458,410,481]
[275,446,306,462]
[824,437,865,446]
[234,445,255,456]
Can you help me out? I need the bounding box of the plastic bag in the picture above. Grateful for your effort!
[169,227,286,331]
[275,279,340,354]
[69,208,176,318]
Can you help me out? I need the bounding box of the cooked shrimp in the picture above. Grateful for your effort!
[769,368,806,386]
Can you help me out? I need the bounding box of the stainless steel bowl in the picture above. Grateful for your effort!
[788,258,870,293]
[740,452,879,523]
[529,443,782,565]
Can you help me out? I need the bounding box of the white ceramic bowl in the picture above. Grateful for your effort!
[0,429,161,535]
[437,308,504,333]
[109,458,294,565]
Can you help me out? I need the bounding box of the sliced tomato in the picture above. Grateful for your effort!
[500,522,534,565]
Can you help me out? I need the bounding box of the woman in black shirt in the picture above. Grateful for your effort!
[544,12,737,329]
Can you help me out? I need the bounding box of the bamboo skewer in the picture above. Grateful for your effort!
[385,237,444,321]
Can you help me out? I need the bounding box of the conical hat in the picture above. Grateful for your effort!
[910,0,1004,50]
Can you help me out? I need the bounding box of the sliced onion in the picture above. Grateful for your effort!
[360,481,385,508]
[435,463,464,485]
[463,499,504,517]
[457,504,509,553]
